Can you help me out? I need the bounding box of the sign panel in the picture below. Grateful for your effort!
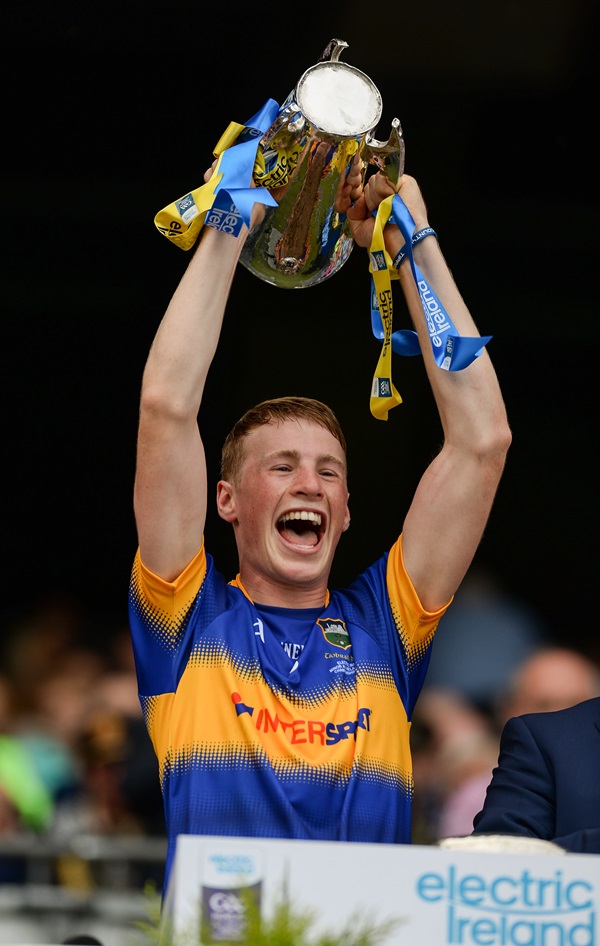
[163,835,600,945]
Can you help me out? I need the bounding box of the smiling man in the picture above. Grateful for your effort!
[128,163,511,894]
[216,404,350,606]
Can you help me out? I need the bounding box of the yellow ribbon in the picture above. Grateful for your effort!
[153,119,299,251]
[154,122,270,251]
[368,194,403,420]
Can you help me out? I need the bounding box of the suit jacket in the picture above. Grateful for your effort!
[472,696,600,854]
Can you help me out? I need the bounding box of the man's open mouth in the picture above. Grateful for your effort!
[277,511,323,548]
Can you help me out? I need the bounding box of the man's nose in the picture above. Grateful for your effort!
[293,466,323,495]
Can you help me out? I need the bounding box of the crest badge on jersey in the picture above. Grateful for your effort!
[317,618,351,649]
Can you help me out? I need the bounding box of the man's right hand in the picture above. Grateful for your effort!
[347,172,431,253]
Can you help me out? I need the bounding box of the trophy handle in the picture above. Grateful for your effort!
[259,102,305,150]
[318,38,349,63]
[364,117,405,186]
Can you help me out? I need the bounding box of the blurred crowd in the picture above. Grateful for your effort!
[0,592,165,889]
[411,567,600,844]
[1,571,600,889]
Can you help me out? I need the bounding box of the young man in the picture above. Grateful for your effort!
[128,163,511,891]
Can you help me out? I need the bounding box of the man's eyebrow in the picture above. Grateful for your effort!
[318,453,346,470]
[263,449,300,463]
[264,449,346,470]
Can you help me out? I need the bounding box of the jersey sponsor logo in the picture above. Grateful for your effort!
[280,641,304,660]
[231,692,371,746]
[317,618,351,649]
[328,659,355,676]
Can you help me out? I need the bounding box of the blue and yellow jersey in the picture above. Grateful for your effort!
[128,536,449,889]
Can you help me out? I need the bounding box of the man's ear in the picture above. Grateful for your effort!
[342,495,351,532]
[216,480,237,523]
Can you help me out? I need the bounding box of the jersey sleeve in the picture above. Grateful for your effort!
[386,534,452,666]
[128,542,208,697]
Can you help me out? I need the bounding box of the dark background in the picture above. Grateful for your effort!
[2,1,598,658]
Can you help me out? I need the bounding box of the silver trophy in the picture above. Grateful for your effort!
[240,39,404,289]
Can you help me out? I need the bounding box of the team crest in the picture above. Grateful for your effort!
[317,618,351,649]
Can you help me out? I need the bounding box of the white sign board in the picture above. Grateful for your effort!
[163,835,600,945]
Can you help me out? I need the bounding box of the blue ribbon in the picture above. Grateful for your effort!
[371,194,491,370]
[207,99,280,235]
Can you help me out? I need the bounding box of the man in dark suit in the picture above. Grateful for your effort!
[472,696,600,854]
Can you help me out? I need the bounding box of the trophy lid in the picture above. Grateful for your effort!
[296,61,383,137]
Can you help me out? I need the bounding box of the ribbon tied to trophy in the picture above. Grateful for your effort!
[367,193,491,419]
[154,97,282,249]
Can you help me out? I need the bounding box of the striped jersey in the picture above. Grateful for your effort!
[128,535,449,890]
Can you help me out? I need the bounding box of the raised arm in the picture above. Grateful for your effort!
[348,173,511,612]
[134,151,364,583]
[134,223,247,581]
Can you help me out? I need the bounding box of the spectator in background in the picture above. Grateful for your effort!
[424,567,549,716]
[0,595,114,810]
[472,696,600,853]
[465,646,600,851]
[496,646,600,723]
[0,601,165,891]
[47,702,165,891]
[410,687,499,844]
[413,646,600,845]
[0,672,54,883]
[0,735,53,834]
